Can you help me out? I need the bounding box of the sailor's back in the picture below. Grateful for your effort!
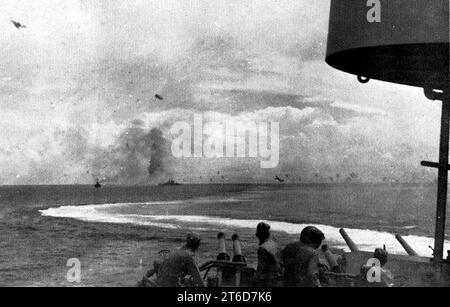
[156,249,197,286]
[282,241,320,287]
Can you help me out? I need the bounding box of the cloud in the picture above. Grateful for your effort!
[331,101,387,116]
[0,0,441,184]
[1,101,437,184]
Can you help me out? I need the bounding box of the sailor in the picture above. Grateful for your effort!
[373,248,394,287]
[255,222,282,287]
[282,226,325,287]
[155,233,205,287]
[356,248,394,287]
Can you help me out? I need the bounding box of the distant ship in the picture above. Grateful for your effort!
[94,180,102,189]
[158,179,181,186]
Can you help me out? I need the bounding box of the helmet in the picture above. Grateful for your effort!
[300,226,325,247]
[256,222,271,241]
[256,222,271,236]
[374,248,388,266]
[186,232,201,251]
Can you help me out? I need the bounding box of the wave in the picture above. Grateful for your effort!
[400,226,419,230]
[40,202,450,258]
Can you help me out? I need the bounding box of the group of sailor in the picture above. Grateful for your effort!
[142,223,393,287]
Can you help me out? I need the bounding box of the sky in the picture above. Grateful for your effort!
[0,0,443,185]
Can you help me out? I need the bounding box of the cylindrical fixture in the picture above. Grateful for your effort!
[395,234,419,257]
[232,234,243,256]
[218,233,227,254]
[216,232,230,261]
[339,228,359,252]
[326,0,449,90]
[232,234,246,263]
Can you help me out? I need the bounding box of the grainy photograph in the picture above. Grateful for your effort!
[0,0,449,290]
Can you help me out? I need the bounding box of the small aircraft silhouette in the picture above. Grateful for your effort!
[11,19,26,29]
[275,176,285,183]
[154,94,163,100]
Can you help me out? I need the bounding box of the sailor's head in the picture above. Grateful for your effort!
[374,248,388,267]
[186,232,201,251]
[300,226,325,249]
[256,222,271,242]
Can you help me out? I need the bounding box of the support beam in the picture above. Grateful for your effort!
[432,89,450,264]
[421,161,450,170]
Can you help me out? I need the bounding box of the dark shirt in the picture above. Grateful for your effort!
[156,249,205,287]
[282,242,321,287]
[256,239,282,286]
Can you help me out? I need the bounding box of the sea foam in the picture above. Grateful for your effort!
[40,201,450,258]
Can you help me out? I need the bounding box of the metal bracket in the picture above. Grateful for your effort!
[421,161,450,170]
[424,88,447,101]
[357,75,370,84]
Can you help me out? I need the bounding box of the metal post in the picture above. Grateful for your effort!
[434,91,450,264]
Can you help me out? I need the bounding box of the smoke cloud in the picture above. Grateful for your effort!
[88,121,172,185]
[147,128,168,177]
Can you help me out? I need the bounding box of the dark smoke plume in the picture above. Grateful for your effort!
[147,128,166,176]
[90,120,172,185]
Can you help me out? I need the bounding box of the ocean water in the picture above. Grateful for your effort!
[1,183,449,286]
